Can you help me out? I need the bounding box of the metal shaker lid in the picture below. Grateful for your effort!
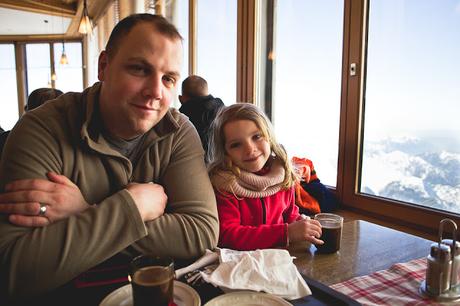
[430,242,452,262]
[441,239,460,255]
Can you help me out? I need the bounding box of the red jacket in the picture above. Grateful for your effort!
[216,187,299,250]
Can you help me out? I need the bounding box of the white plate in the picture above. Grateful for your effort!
[204,291,292,306]
[99,280,200,306]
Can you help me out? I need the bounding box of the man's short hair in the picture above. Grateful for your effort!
[26,88,63,111]
[181,75,209,98]
[105,13,183,58]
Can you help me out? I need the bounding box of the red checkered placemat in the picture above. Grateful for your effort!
[330,257,457,306]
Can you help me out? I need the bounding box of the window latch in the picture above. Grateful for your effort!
[350,63,357,76]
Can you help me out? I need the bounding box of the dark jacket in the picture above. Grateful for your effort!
[0,131,9,159]
[179,95,224,157]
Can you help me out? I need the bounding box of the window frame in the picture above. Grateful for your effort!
[339,0,460,234]
[0,38,83,117]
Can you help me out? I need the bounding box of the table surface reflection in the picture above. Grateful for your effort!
[290,220,434,286]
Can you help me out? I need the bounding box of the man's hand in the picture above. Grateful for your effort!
[126,183,167,222]
[0,172,90,227]
[288,218,324,245]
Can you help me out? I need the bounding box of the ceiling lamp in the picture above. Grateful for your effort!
[60,42,69,65]
[78,0,92,34]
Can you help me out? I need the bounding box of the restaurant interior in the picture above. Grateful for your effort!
[0,0,459,305]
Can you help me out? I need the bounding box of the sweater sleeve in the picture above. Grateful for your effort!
[126,118,219,260]
[0,111,148,299]
[216,192,288,251]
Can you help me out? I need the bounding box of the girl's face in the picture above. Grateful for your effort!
[223,119,271,173]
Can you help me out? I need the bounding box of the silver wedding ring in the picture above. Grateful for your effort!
[38,203,47,216]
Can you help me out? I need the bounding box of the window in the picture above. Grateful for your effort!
[53,42,84,93]
[0,44,19,130]
[26,43,51,95]
[196,0,237,105]
[360,0,460,214]
[166,0,189,108]
[271,1,345,187]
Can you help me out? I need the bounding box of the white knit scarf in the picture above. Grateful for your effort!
[211,159,285,198]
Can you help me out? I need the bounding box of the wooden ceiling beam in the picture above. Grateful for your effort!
[0,0,77,17]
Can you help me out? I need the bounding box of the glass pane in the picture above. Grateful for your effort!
[0,44,19,130]
[196,0,236,105]
[272,1,344,186]
[166,0,189,108]
[26,43,51,95]
[361,0,460,213]
[54,42,84,93]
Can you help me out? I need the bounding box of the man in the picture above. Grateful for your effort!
[0,87,63,158]
[0,14,218,305]
[179,75,224,159]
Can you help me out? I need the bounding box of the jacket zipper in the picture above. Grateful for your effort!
[260,198,267,224]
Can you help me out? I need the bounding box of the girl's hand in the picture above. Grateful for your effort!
[288,218,324,245]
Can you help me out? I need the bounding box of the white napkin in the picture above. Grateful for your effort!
[201,248,311,300]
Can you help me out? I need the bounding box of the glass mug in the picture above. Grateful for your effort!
[129,255,174,306]
[314,213,343,253]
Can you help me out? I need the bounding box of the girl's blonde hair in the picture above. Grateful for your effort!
[207,103,297,189]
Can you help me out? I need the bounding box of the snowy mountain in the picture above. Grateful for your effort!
[361,136,460,214]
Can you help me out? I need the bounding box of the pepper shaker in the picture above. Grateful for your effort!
[426,241,452,295]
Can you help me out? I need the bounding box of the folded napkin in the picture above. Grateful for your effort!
[200,248,311,300]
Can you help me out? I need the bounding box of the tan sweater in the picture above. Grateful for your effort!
[0,82,219,300]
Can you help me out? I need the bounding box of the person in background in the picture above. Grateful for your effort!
[24,87,63,111]
[179,75,224,159]
[0,14,218,305]
[207,103,323,251]
[0,87,63,158]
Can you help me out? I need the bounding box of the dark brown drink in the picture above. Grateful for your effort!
[316,223,342,253]
[131,266,174,306]
[314,214,343,253]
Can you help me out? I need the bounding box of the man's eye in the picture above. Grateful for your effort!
[128,65,148,76]
[163,76,176,88]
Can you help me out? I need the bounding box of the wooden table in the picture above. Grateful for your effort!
[290,220,434,286]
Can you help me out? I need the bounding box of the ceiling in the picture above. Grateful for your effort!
[0,7,72,35]
[0,0,109,38]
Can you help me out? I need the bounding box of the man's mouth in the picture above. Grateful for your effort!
[131,103,159,111]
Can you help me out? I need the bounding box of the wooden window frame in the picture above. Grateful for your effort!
[339,0,460,235]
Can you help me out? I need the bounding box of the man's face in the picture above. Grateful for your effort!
[98,22,182,139]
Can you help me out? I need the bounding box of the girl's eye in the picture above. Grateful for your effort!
[228,142,240,149]
[253,133,263,140]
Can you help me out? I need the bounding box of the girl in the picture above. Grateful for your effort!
[207,103,323,250]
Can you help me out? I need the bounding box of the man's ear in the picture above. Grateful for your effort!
[98,51,108,81]
[178,95,185,104]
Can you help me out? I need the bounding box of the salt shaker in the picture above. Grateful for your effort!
[426,241,452,295]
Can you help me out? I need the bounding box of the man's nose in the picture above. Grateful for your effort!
[142,75,163,100]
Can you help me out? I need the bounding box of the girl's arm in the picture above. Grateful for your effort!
[282,187,301,223]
